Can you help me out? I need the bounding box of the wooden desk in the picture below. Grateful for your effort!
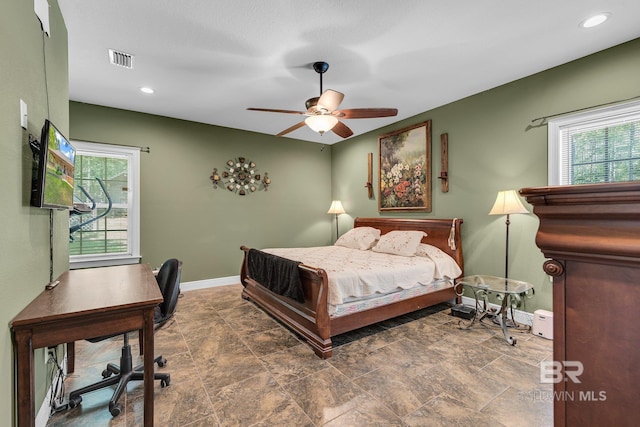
[10,264,163,427]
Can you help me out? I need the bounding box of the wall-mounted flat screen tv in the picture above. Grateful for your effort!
[31,119,76,209]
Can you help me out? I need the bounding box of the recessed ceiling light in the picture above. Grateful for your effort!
[580,13,610,28]
[140,87,155,94]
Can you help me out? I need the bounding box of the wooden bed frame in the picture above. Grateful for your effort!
[240,217,464,358]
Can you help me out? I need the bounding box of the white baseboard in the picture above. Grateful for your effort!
[180,275,240,292]
[460,296,535,326]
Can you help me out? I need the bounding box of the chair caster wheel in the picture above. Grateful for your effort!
[109,403,124,417]
[67,395,82,409]
[157,357,167,368]
[160,376,170,388]
[102,369,112,378]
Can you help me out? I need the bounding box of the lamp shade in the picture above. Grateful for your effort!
[327,200,346,214]
[305,115,338,135]
[489,190,528,215]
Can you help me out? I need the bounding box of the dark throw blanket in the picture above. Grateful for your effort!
[247,249,304,302]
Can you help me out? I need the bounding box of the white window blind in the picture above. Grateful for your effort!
[548,100,640,185]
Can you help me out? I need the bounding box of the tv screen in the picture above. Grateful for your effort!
[31,119,76,209]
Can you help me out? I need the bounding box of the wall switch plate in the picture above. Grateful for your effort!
[20,99,27,129]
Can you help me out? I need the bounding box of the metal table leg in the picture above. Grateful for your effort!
[458,286,518,345]
[495,295,516,345]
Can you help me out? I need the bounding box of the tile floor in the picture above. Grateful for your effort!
[47,284,553,426]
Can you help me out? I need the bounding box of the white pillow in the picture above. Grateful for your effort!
[371,230,426,257]
[415,243,462,279]
[334,227,381,250]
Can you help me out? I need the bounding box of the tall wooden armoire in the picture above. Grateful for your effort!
[521,182,640,427]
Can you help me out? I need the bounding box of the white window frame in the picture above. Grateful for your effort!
[69,141,141,269]
[548,99,640,185]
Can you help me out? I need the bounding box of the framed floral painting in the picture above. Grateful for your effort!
[378,120,431,212]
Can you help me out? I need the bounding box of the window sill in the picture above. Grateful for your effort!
[70,255,142,270]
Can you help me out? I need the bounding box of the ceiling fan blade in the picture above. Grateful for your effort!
[334,108,398,119]
[317,90,344,112]
[331,120,354,138]
[276,121,306,137]
[247,107,306,115]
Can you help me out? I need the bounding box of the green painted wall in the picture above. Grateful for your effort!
[331,37,640,314]
[69,103,334,281]
[1,0,69,424]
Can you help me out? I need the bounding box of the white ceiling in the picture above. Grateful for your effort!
[58,0,640,145]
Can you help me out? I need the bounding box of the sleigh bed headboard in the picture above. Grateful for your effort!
[352,217,464,272]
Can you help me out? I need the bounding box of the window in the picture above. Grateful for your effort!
[69,141,140,268]
[548,100,640,185]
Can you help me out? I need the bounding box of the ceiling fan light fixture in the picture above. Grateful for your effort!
[305,115,338,135]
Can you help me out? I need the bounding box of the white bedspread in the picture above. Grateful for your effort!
[263,246,460,306]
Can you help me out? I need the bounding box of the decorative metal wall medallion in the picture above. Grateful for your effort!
[210,157,270,195]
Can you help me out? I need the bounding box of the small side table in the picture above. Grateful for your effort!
[456,274,534,345]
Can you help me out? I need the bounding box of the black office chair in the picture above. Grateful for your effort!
[67,259,182,417]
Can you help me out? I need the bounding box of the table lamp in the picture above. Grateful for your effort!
[327,200,346,241]
[489,190,528,281]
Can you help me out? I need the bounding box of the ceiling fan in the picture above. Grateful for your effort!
[247,61,398,138]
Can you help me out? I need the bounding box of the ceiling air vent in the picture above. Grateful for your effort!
[108,49,134,69]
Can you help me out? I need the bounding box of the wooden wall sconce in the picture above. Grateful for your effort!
[438,133,449,193]
[365,152,373,198]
